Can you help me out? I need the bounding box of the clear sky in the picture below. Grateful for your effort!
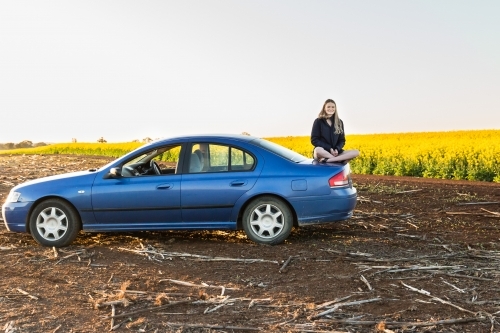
[1,1,499,143]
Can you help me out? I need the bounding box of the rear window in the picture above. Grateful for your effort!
[251,138,307,163]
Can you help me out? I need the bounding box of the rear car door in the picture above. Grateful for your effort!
[181,143,259,223]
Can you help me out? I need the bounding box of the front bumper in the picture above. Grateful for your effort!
[2,201,33,233]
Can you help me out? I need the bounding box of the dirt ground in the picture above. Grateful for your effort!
[1,155,499,333]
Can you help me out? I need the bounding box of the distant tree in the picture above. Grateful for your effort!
[142,137,153,143]
[97,137,107,143]
[132,139,139,142]
[15,140,33,149]
[72,138,77,143]
[241,132,251,136]
[4,143,15,149]
[33,142,47,147]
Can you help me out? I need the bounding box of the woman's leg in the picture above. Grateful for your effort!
[314,147,335,161]
[314,147,359,162]
[334,149,360,162]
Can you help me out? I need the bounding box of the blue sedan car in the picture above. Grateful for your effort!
[2,134,357,247]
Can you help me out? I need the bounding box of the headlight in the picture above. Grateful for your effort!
[6,191,21,203]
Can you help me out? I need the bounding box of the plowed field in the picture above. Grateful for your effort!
[1,155,499,332]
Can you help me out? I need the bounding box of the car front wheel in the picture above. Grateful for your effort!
[242,196,293,245]
[29,199,81,247]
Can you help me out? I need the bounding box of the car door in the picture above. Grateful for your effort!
[180,143,260,223]
[90,145,183,229]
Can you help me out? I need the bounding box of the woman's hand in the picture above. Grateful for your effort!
[330,148,339,157]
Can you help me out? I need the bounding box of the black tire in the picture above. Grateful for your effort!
[242,196,293,245]
[29,199,81,247]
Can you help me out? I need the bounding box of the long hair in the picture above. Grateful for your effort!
[318,99,343,134]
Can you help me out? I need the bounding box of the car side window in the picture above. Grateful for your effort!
[121,145,181,177]
[231,148,254,171]
[153,146,181,174]
[189,143,255,173]
[208,145,229,171]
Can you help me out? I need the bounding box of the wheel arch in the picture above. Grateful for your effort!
[26,196,82,234]
[236,193,298,230]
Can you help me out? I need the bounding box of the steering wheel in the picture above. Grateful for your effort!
[150,160,161,175]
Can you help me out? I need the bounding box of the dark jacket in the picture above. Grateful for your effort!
[311,117,345,153]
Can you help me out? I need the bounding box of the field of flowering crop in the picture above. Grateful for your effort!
[2,130,498,182]
[267,130,500,182]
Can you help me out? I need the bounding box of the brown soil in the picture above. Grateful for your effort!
[1,155,499,333]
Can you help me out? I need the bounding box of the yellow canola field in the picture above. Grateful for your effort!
[0,142,143,158]
[267,130,500,182]
[2,130,498,182]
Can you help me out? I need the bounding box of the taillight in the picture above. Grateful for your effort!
[328,165,350,187]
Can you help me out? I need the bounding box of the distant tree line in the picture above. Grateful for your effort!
[0,140,48,150]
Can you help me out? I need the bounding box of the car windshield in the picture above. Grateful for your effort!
[251,138,307,163]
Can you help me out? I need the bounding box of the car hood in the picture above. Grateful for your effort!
[12,170,99,191]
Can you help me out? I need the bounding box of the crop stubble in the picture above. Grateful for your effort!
[0,155,499,332]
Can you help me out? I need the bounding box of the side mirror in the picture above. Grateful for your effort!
[110,167,122,176]
[104,167,122,179]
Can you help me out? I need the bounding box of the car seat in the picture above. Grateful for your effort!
[189,151,203,173]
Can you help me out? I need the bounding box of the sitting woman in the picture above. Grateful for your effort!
[311,99,359,163]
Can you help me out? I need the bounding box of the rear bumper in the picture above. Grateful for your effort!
[297,211,353,225]
[2,202,32,233]
[290,188,357,226]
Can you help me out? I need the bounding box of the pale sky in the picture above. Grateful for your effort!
[1,1,499,143]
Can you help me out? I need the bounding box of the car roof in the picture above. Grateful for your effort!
[153,133,257,145]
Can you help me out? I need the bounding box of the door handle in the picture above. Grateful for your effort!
[230,180,247,186]
[156,183,173,190]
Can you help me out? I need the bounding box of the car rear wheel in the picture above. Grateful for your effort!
[29,199,81,247]
[242,196,293,245]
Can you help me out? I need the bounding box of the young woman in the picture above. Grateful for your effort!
[311,99,359,162]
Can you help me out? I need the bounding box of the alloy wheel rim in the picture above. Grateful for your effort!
[36,207,68,241]
[249,203,284,239]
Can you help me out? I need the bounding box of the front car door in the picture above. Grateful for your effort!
[90,145,183,230]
